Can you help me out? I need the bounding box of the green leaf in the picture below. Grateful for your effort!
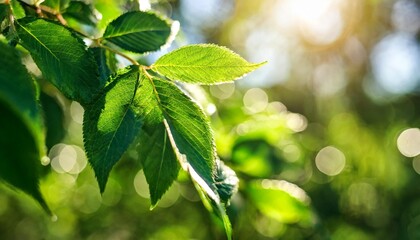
[42,0,70,12]
[63,1,97,26]
[135,71,215,205]
[136,120,179,207]
[0,42,50,214]
[247,179,314,224]
[0,4,8,24]
[151,44,266,84]
[10,0,25,19]
[83,66,143,192]
[145,74,215,186]
[16,17,101,105]
[103,11,173,54]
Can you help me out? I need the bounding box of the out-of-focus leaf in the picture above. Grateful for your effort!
[151,44,266,84]
[247,179,313,224]
[40,92,64,150]
[94,0,121,31]
[231,139,279,177]
[83,66,143,192]
[103,11,172,53]
[42,0,70,12]
[10,0,25,19]
[16,18,101,105]
[63,1,97,26]
[0,4,8,23]
[214,159,238,204]
[0,42,49,214]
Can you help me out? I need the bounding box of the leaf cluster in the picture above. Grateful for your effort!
[0,1,264,238]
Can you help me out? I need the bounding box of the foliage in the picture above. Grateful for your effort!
[3,0,418,239]
[0,0,268,238]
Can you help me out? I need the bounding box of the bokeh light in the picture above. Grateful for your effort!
[49,144,87,174]
[397,128,420,157]
[243,88,268,114]
[371,33,420,95]
[315,146,346,176]
[210,82,235,100]
[286,113,307,133]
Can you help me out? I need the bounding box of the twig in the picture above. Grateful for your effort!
[99,43,140,66]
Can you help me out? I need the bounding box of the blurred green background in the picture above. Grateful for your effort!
[3,0,420,239]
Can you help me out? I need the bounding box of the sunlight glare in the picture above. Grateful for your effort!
[286,0,344,45]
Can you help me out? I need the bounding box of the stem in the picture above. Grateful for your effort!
[99,43,140,66]
[55,13,67,25]
[7,4,16,32]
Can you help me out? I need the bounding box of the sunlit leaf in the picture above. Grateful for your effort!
[247,179,314,224]
[103,11,172,53]
[83,66,142,192]
[148,75,215,185]
[16,18,101,105]
[135,71,215,205]
[151,44,266,84]
[0,42,50,214]
[135,97,179,207]
[63,1,98,26]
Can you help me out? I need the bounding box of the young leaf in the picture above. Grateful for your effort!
[16,18,101,105]
[83,66,143,192]
[135,71,216,205]
[247,180,314,224]
[102,11,172,54]
[63,1,98,26]
[151,44,266,84]
[0,42,50,214]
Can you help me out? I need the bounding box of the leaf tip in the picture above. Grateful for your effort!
[255,60,268,67]
[149,203,158,211]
